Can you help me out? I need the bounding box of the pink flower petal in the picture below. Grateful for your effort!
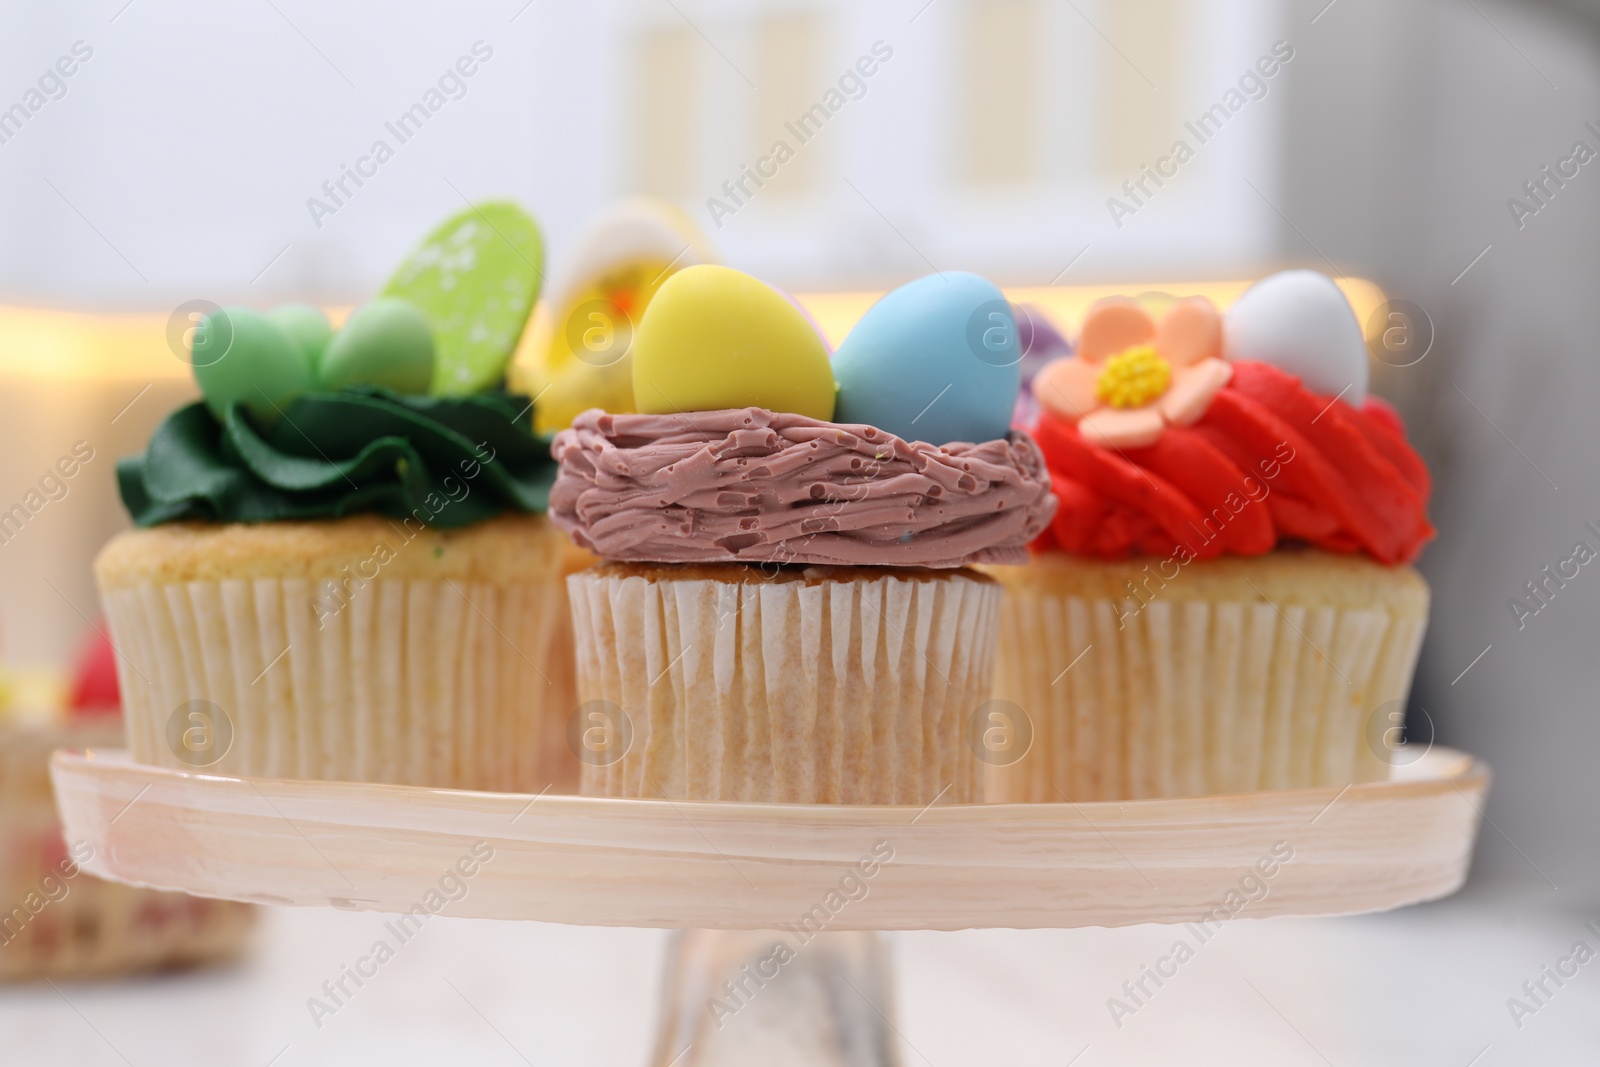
[1160,357,1232,426]
[1032,357,1101,422]
[1079,406,1164,449]
[1155,297,1222,367]
[1078,298,1156,364]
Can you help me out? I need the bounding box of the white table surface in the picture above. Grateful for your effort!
[2,882,1595,1066]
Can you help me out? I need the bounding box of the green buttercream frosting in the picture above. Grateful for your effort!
[117,387,553,528]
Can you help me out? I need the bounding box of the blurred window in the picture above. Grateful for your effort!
[756,11,825,197]
[1096,0,1185,180]
[631,25,699,199]
[959,0,1042,186]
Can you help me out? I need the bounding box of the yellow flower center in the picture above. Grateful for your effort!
[1095,345,1171,409]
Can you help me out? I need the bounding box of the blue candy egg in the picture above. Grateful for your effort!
[831,272,1020,445]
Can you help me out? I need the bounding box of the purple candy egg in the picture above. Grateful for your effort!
[1011,302,1071,427]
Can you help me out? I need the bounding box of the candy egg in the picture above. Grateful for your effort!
[266,304,333,365]
[1012,302,1070,427]
[632,265,836,420]
[1223,270,1368,403]
[781,288,832,355]
[192,306,315,424]
[318,298,436,394]
[382,200,543,396]
[831,272,1020,444]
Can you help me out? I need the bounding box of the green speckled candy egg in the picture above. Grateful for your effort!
[381,201,544,396]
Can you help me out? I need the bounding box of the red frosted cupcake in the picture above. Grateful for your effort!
[987,272,1432,802]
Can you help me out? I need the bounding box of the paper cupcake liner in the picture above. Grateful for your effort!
[568,567,1000,804]
[988,564,1428,802]
[102,576,578,792]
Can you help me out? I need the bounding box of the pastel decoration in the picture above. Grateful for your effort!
[1077,298,1154,363]
[382,200,544,396]
[1034,295,1230,449]
[1011,303,1071,427]
[1015,303,1070,384]
[266,304,333,366]
[831,272,1020,445]
[536,359,639,436]
[318,298,436,394]
[1156,297,1222,367]
[534,198,715,434]
[632,265,836,421]
[192,306,315,425]
[1223,270,1368,403]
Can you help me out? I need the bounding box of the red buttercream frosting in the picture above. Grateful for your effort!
[1031,361,1433,564]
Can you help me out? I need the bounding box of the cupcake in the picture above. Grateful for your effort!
[96,202,587,791]
[988,271,1432,801]
[0,631,254,979]
[550,266,1055,804]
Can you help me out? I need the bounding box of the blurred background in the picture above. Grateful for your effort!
[2,0,1598,1062]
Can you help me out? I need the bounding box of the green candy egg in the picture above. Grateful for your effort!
[317,298,436,394]
[191,306,315,424]
[267,304,333,364]
[381,200,544,396]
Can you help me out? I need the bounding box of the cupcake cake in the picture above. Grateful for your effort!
[550,266,1055,804]
[989,271,1432,801]
[96,203,586,791]
[0,630,254,979]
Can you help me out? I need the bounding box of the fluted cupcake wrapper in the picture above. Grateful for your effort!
[988,579,1428,802]
[101,576,578,792]
[568,568,1000,805]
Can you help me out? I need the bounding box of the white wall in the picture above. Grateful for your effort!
[1282,0,1600,898]
[0,0,1288,310]
[0,0,615,309]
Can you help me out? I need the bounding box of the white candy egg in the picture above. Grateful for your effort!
[1222,270,1368,403]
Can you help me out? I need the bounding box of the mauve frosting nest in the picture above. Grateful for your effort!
[549,407,1056,568]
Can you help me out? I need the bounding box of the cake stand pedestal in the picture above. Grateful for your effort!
[652,930,900,1066]
[51,747,1488,1063]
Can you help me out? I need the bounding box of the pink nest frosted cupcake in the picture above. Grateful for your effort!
[550,265,1054,804]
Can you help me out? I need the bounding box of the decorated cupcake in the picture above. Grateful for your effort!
[0,630,254,979]
[96,203,585,792]
[550,266,1055,804]
[988,271,1432,802]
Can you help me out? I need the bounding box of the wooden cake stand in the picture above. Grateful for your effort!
[52,747,1488,1065]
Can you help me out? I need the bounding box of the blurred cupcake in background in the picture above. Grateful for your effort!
[514,197,716,435]
[551,267,1054,804]
[0,626,254,979]
[988,271,1432,802]
[96,202,583,792]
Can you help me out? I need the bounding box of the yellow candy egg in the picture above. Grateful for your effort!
[632,265,836,420]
